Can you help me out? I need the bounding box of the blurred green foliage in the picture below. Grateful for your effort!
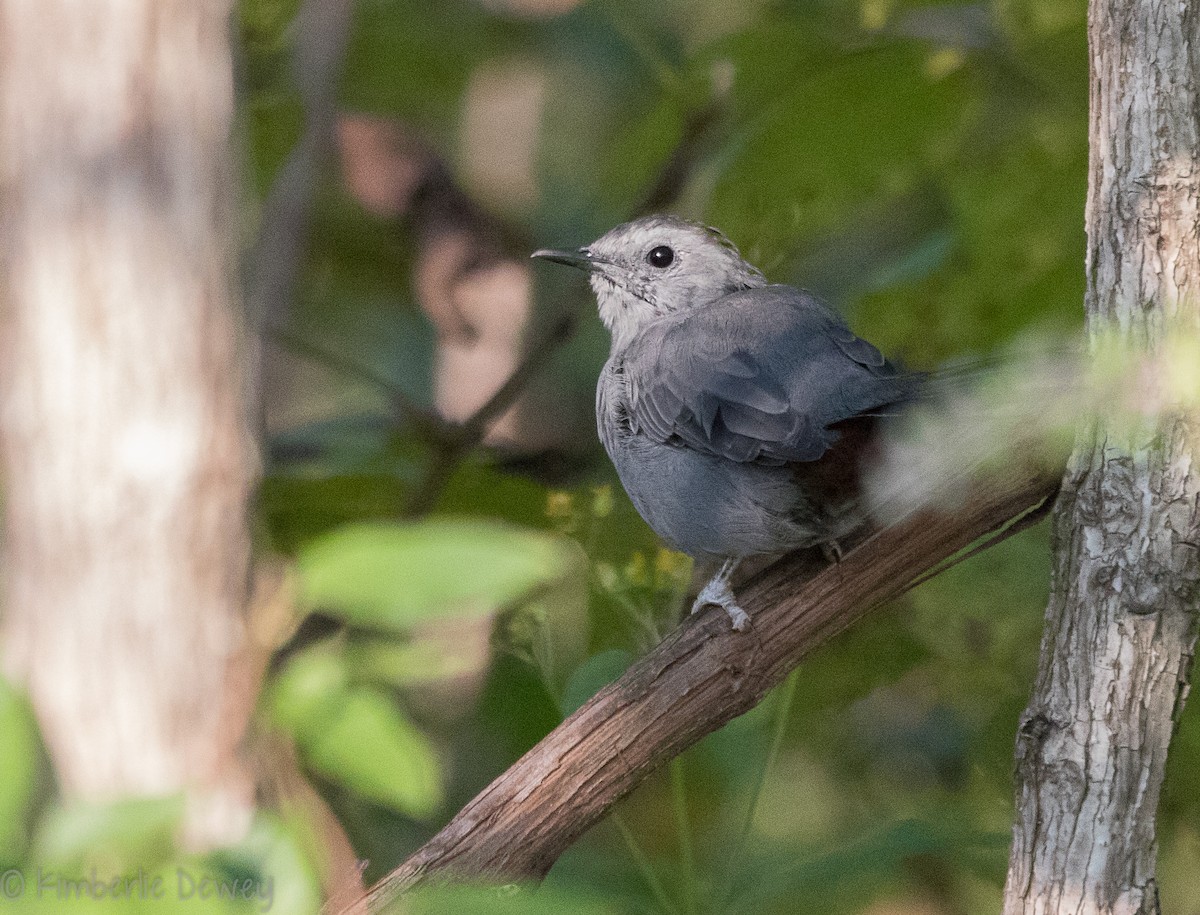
[0,679,39,866]
[5,1,1199,914]
[297,519,577,626]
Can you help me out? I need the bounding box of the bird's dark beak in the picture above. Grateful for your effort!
[530,247,600,272]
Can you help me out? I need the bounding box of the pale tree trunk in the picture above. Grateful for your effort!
[0,0,258,846]
[1002,0,1200,912]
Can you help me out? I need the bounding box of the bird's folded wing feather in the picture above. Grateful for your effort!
[622,285,917,464]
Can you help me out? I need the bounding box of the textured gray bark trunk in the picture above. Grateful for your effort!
[1002,0,1200,912]
[0,0,257,846]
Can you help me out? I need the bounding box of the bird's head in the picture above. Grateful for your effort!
[532,215,766,350]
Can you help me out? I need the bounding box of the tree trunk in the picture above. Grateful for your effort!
[0,0,257,846]
[1002,0,1200,911]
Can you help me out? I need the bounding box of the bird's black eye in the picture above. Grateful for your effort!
[647,245,675,268]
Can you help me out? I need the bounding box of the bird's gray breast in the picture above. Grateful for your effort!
[597,357,825,561]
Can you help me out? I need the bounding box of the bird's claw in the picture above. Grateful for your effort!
[691,573,751,631]
[820,540,844,564]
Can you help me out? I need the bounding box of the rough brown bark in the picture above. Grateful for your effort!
[0,0,257,845]
[1001,0,1200,912]
[356,466,1058,913]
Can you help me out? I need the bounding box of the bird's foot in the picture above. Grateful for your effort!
[820,540,844,564]
[691,569,751,631]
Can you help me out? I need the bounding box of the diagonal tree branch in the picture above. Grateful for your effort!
[352,464,1060,913]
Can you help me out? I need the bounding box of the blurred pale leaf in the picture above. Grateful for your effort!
[304,687,443,821]
[344,635,482,688]
[298,519,574,627]
[32,797,184,869]
[267,642,442,818]
[0,678,38,864]
[12,813,316,914]
[204,812,322,915]
[266,642,348,741]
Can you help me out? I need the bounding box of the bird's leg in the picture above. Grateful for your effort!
[691,557,750,631]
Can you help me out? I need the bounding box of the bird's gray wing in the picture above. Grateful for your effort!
[621,285,918,464]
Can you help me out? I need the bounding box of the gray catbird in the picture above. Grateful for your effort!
[532,215,920,630]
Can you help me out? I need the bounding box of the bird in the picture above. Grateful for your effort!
[531,215,921,630]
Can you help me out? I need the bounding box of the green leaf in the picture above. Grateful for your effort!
[22,813,319,914]
[266,642,349,742]
[344,636,482,688]
[0,678,39,864]
[33,797,184,870]
[266,644,442,819]
[560,650,634,718]
[201,812,322,915]
[297,519,573,628]
[304,687,443,821]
